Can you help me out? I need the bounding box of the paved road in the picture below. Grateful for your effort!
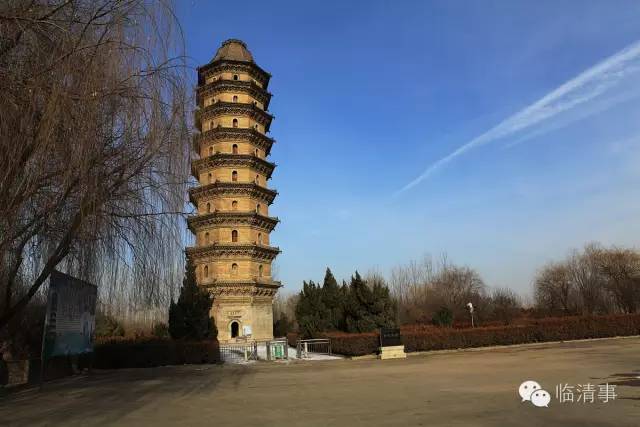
[1,337,639,426]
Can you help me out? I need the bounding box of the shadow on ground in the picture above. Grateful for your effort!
[0,364,242,425]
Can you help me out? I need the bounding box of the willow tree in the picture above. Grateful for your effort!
[0,0,191,330]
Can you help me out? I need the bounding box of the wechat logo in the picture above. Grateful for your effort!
[519,380,551,408]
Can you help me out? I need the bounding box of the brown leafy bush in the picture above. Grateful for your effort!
[286,332,298,348]
[325,332,379,357]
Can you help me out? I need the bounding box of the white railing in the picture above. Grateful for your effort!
[296,339,331,359]
[219,341,258,363]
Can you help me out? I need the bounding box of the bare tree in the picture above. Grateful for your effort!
[431,263,486,316]
[533,243,640,316]
[597,247,640,314]
[0,0,190,331]
[534,262,575,315]
[389,254,487,324]
[273,292,298,323]
[273,291,298,336]
[567,244,607,315]
[389,255,436,324]
[489,287,521,325]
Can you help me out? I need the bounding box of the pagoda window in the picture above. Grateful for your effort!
[258,233,262,244]
[231,200,238,210]
[232,230,238,242]
[255,175,259,184]
[206,202,211,213]
[231,263,238,275]
[232,144,238,154]
[204,232,210,244]
[258,265,263,277]
[207,173,212,184]
[232,95,238,103]
[209,146,213,156]
[232,170,238,182]
[233,118,238,128]
[204,265,209,278]
[233,74,239,81]
[256,204,261,214]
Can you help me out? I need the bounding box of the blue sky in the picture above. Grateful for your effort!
[177,1,640,297]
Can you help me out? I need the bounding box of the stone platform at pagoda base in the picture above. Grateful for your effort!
[379,345,406,360]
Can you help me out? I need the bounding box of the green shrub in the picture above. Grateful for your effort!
[432,307,454,327]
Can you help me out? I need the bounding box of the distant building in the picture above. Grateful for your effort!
[188,39,281,342]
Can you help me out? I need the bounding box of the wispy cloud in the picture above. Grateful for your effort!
[398,39,640,194]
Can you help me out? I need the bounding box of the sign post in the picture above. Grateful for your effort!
[40,271,97,386]
[379,328,406,360]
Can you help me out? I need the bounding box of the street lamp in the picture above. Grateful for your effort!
[466,302,474,328]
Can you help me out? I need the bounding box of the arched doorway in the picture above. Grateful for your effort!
[230,321,240,338]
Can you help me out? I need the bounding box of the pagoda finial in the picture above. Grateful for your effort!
[213,38,254,63]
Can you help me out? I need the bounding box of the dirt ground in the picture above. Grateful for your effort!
[1,337,639,426]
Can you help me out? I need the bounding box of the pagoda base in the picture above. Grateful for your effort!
[209,282,280,343]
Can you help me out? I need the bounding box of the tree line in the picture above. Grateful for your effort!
[276,269,396,338]
[277,243,640,336]
[534,243,640,316]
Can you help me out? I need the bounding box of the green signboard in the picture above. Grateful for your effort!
[273,343,284,359]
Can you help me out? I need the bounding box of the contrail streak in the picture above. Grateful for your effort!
[398,39,640,194]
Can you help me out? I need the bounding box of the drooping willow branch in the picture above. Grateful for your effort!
[0,0,193,330]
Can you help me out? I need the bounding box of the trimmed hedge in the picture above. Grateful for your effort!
[324,314,640,357]
[93,338,220,369]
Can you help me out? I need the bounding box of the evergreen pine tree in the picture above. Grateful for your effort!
[273,313,292,337]
[344,271,397,333]
[370,279,397,328]
[169,256,217,340]
[295,280,330,338]
[344,272,377,333]
[321,268,344,331]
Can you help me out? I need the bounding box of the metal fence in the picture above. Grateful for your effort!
[296,339,331,359]
[219,341,258,363]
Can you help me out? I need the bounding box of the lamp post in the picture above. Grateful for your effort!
[466,302,475,328]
